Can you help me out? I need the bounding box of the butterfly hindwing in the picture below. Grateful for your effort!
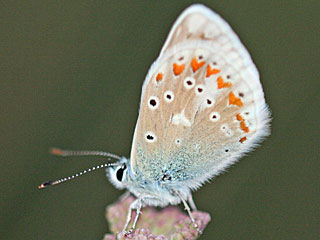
[130,5,270,187]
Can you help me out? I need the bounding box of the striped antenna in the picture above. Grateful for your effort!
[38,162,119,189]
[50,148,121,160]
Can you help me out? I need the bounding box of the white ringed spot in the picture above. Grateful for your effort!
[184,77,195,89]
[145,131,157,143]
[148,96,159,110]
[209,112,220,122]
[205,98,215,108]
[164,90,174,103]
[195,84,205,95]
[175,138,182,145]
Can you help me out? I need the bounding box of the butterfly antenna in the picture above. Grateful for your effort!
[50,148,121,160]
[38,162,119,189]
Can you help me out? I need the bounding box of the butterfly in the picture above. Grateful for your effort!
[39,4,271,236]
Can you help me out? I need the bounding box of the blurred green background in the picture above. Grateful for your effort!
[1,1,319,239]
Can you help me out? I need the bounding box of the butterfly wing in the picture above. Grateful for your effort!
[130,4,270,188]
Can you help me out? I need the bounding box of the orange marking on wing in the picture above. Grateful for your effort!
[191,58,205,72]
[173,63,185,76]
[206,65,220,77]
[240,121,250,133]
[236,113,244,121]
[236,113,250,133]
[229,92,243,107]
[239,137,247,143]
[217,76,232,89]
[156,73,163,82]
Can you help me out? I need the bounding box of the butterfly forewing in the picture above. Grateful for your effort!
[130,5,270,186]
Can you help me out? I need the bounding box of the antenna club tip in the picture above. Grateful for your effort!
[50,148,63,156]
[38,181,53,189]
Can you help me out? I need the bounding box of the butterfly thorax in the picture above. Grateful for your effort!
[126,161,192,207]
[108,157,192,207]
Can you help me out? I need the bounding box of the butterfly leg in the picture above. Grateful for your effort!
[123,198,142,235]
[122,204,133,233]
[188,194,197,211]
[177,192,202,234]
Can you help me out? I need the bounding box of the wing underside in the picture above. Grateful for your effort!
[130,5,270,186]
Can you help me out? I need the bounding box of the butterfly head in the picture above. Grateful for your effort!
[107,157,130,190]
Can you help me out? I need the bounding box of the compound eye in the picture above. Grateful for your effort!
[116,164,126,182]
